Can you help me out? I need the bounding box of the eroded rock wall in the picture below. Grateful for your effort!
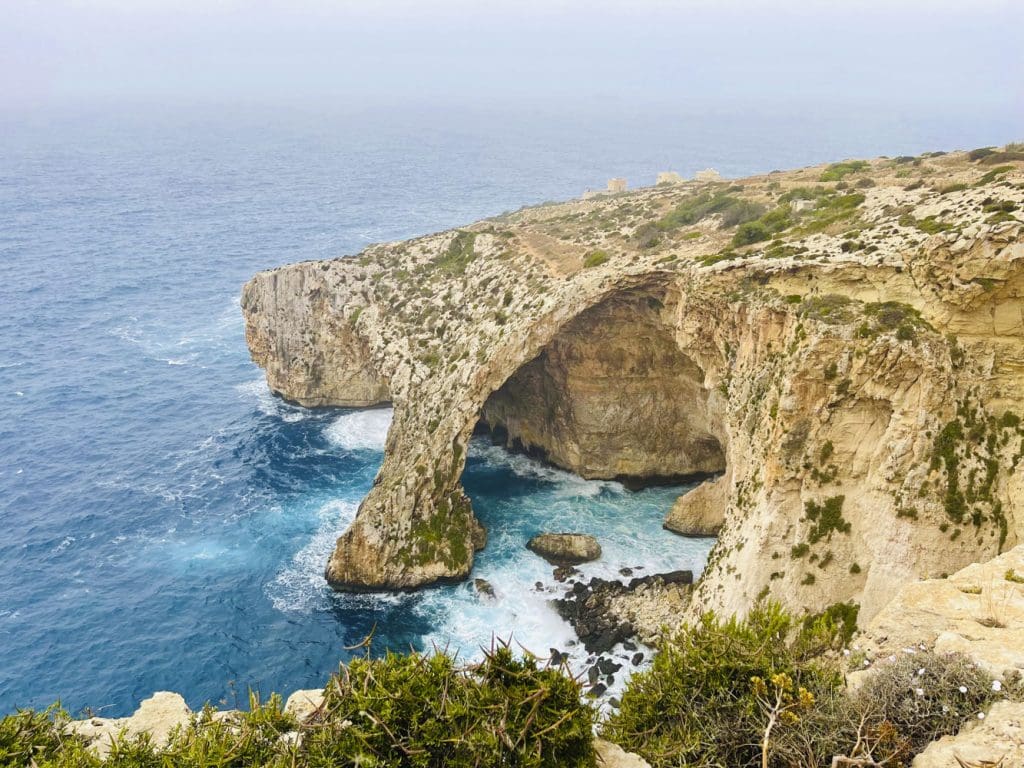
[480,291,725,482]
[242,149,1024,623]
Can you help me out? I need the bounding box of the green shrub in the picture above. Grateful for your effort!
[854,651,1004,756]
[657,191,765,232]
[603,603,845,768]
[605,605,1015,768]
[434,231,477,275]
[732,221,769,246]
[977,165,1013,185]
[799,193,866,234]
[583,250,610,268]
[805,495,850,544]
[304,646,594,768]
[820,160,869,182]
[0,649,595,768]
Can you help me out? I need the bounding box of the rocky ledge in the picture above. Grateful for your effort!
[243,146,1024,625]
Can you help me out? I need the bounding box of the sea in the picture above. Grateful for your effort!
[0,101,1017,715]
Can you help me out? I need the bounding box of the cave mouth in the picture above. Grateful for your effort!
[476,289,726,490]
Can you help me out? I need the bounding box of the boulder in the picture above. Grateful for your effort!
[527,533,601,565]
[663,475,726,536]
[594,738,653,767]
[284,688,325,722]
[856,545,1024,681]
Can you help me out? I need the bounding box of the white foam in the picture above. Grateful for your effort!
[266,500,358,613]
[324,409,393,452]
[471,442,622,499]
[236,378,307,422]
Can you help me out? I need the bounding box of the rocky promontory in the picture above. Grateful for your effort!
[243,146,1024,626]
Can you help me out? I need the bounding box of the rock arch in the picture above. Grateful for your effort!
[478,288,726,485]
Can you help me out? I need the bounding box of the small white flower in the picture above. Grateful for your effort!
[919,643,927,650]
[842,649,850,656]
[978,712,985,720]
[888,655,897,662]
[992,680,1002,692]
[915,688,924,696]
[958,686,968,694]
[917,668,926,676]
[942,705,949,713]
[863,660,871,667]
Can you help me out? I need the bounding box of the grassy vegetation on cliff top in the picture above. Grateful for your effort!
[4,604,1019,768]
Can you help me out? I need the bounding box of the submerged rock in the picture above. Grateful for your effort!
[555,571,695,652]
[526,533,601,566]
[473,577,496,599]
[553,565,580,582]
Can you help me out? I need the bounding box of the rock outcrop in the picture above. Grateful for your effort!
[912,700,1024,767]
[855,544,1024,682]
[527,533,602,565]
[243,147,1024,623]
[69,692,193,759]
[663,474,728,535]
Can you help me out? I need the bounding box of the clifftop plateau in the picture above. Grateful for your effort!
[243,146,1024,624]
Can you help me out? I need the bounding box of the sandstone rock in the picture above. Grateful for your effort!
[594,738,653,768]
[527,533,602,565]
[911,700,1024,767]
[857,545,1024,681]
[242,151,1024,625]
[69,692,191,759]
[663,475,727,536]
[284,688,325,722]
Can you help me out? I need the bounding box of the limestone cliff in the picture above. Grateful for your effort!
[242,147,1024,621]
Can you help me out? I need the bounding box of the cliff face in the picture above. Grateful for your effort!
[242,148,1024,621]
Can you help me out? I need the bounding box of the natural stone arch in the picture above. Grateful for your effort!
[321,272,725,591]
[477,287,727,485]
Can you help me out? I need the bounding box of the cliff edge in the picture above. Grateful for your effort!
[242,147,1024,623]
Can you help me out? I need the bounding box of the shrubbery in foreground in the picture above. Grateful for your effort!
[0,646,595,768]
[2,605,1016,767]
[603,602,1014,767]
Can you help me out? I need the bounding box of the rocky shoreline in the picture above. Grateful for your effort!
[60,546,1024,764]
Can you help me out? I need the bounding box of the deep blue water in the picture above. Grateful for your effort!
[0,104,1018,716]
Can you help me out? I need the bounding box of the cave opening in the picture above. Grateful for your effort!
[475,288,727,490]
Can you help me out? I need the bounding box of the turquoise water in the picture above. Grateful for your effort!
[1,105,1016,715]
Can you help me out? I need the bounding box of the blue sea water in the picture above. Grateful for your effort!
[0,103,1018,716]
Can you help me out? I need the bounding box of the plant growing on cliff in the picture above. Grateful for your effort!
[603,603,848,768]
[605,604,1015,768]
[820,160,869,181]
[1,647,595,768]
[303,644,594,768]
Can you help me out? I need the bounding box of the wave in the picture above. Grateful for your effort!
[469,440,623,499]
[324,409,393,452]
[265,499,404,613]
[235,378,308,422]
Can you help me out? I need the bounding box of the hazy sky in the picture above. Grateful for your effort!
[3,0,1023,114]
